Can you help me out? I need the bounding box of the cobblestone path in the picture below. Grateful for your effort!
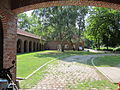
[29,54,116,90]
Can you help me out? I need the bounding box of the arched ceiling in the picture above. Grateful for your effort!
[10,0,120,14]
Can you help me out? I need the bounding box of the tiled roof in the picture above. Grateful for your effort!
[17,29,41,39]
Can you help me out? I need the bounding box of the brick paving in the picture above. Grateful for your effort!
[26,54,117,90]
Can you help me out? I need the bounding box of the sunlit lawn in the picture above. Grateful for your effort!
[93,55,120,67]
[68,80,117,90]
[17,50,95,78]
[17,50,61,78]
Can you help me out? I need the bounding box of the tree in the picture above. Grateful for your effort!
[85,7,120,49]
[18,6,89,52]
[17,13,31,31]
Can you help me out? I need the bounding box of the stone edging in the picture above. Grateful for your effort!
[25,57,62,79]
[91,57,113,83]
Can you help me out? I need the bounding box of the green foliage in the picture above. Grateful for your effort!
[113,46,120,51]
[85,7,120,48]
[18,6,120,49]
[17,13,31,31]
[17,6,88,51]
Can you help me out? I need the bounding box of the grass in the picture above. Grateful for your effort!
[93,55,120,67]
[68,80,117,90]
[17,50,61,78]
[20,65,47,88]
[17,50,95,88]
[17,50,95,78]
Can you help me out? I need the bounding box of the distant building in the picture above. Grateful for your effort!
[45,40,84,50]
[17,29,45,53]
[17,29,84,53]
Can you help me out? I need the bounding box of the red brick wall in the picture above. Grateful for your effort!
[0,1,17,81]
[12,0,120,14]
[0,19,3,69]
[17,34,42,53]
[46,41,82,50]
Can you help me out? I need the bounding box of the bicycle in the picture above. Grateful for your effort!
[0,61,18,90]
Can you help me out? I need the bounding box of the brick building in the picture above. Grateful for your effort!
[17,29,45,53]
[46,41,84,50]
[0,0,120,82]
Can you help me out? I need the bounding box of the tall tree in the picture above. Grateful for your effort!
[18,6,89,52]
[85,7,120,49]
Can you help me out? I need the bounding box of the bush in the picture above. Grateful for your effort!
[113,46,120,51]
[101,48,113,51]
[93,47,113,51]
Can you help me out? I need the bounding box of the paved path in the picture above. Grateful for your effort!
[97,67,120,83]
[25,54,118,90]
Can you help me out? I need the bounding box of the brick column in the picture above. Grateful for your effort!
[0,8,17,82]
[31,42,33,52]
[21,40,24,53]
[0,19,3,69]
[35,42,37,51]
[39,43,41,51]
[27,41,29,52]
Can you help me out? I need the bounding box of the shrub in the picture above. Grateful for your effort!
[113,46,120,51]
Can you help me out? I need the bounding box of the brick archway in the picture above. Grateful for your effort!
[29,41,32,52]
[0,7,17,81]
[12,0,120,14]
[0,0,120,82]
[17,39,22,53]
[0,19,3,69]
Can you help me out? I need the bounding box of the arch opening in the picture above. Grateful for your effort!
[17,39,22,53]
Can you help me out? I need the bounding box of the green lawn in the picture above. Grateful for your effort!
[68,80,117,90]
[17,50,95,88]
[17,50,61,78]
[93,55,120,67]
[17,50,95,78]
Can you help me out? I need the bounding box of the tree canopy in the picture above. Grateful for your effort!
[18,6,120,50]
[85,7,120,49]
[18,6,88,51]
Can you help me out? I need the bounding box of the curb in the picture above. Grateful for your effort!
[25,57,62,79]
[91,58,114,83]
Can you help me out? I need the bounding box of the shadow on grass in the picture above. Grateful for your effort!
[34,50,120,67]
[34,50,96,59]
[34,50,101,66]
[93,55,120,67]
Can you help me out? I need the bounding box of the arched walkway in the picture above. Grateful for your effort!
[24,40,28,53]
[17,39,22,53]
[0,19,3,69]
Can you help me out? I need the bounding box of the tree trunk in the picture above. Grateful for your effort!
[69,40,75,51]
[61,44,64,52]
